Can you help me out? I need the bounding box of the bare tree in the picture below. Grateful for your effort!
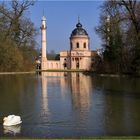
[118,0,140,34]
[0,0,36,46]
[96,0,140,74]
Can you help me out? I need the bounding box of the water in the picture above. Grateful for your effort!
[0,72,140,138]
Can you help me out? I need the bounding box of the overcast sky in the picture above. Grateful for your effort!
[29,1,103,53]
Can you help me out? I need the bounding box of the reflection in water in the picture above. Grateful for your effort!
[92,76,140,135]
[70,73,91,111]
[3,125,21,135]
[60,72,70,99]
[40,72,92,129]
[1,73,140,137]
[69,72,92,128]
[41,72,92,114]
[41,72,49,113]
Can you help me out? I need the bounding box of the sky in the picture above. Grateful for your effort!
[28,1,104,53]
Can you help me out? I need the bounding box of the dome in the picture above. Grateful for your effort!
[70,21,88,37]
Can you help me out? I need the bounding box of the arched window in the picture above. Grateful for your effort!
[56,63,58,68]
[83,42,86,48]
[76,42,79,48]
[51,63,53,69]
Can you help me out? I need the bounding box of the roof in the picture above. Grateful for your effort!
[70,21,88,37]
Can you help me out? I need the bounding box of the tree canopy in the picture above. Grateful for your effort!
[0,0,38,72]
[96,0,140,75]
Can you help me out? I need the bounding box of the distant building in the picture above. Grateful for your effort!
[39,16,98,71]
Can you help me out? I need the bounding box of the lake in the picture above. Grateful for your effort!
[0,72,140,138]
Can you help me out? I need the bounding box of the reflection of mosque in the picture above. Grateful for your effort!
[69,73,92,111]
[41,72,92,116]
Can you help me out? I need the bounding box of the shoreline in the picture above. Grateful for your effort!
[0,71,35,75]
[0,70,85,75]
[0,70,139,78]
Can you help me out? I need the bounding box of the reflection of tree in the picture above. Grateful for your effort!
[94,76,140,135]
[0,74,39,114]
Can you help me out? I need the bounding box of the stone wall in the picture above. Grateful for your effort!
[47,60,60,69]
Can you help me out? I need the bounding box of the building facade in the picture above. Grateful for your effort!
[39,16,97,71]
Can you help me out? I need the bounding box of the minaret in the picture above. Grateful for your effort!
[41,16,47,70]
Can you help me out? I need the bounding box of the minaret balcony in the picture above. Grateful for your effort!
[40,25,46,30]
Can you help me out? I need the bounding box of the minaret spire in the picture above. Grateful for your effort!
[43,8,45,17]
[78,16,80,23]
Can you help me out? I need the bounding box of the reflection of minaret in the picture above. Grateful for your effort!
[41,16,47,70]
[41,72,49,113]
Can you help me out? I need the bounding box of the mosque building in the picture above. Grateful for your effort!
[38,16,98,71]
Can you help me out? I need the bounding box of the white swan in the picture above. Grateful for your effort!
[3,115,22,126]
